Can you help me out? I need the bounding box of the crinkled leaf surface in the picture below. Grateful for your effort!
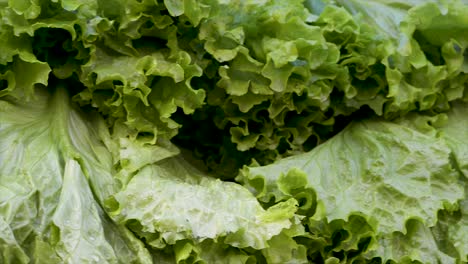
[0,0,467,263]
[239,119,463,234]
[432,102,468,262]
[0,88,152,263]
[237,116,467,263]
[110,155,298,250]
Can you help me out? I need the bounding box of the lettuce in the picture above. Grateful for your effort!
[0,88,152,263]
[237,115,465,263]
[0,0,467,263]
[0,87,297,263]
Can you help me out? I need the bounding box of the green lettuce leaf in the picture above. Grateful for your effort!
[0,83,299,262]
[334,0,468,114]
[77,41,205,143]
[385,101,468,262]
[109,155,298,250]
[363,219,457,264]
[260,217,309,264]
[169,239,257,264]
[174,0,468,180]
[0,0,467,262]
[238,119,463,232]
[237,117,464,263]
[439,101,468,177]
[432,101,468,262]
[0,87,152,263]
[433,190,468,263]
[301,215,376,263]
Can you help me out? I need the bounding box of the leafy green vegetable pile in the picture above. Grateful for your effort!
[0,0,467,263]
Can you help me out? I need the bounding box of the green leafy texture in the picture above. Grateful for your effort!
[0,0,208,145]
[164,0,211,26]
[0,87,152,263]
[303,215,376,263]
[0,22,51,99]
[0,218,29,263]
[1,0,467,180]
[175,0,468,179]
[143,217,308,263]
[79,13,200,143]
[239,117,466,263]
[77,38,205,143]
[362,219,457,264]
[0,0,89,97]
[317,5,391,116]
[238,119,463,234]
[174,0,352,178]
[171,106,257,180]
[0,25,35,65]
[0,0,467,262]
[439,101,468,177]
[109,155,298,250]
[430,101,468,262]
[167,239,257,264]
[432,187,468,263]
[0,57,51,100]
[260,217,309,264]
[388,102,468,262]
[335,0,468,114]
[199,0,346,154]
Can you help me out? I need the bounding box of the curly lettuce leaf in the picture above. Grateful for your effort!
[239,119,463,233]
[77,41,205,143]
[237,117,464,263]
[0,0,467,263]
[0,83,299,262]
[0,0,208,145]
[200,0,345,154]
[384,101,468,262]
[300,215,376,263]
[174,0,468,180]
[260,217,308,264]
[335,0,468,112]
[363,219,457,264]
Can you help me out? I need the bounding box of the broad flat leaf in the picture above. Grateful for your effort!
[238,119,463,234]
[0,87,152,263]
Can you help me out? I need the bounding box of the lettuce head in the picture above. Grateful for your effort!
[0,0,467,263]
